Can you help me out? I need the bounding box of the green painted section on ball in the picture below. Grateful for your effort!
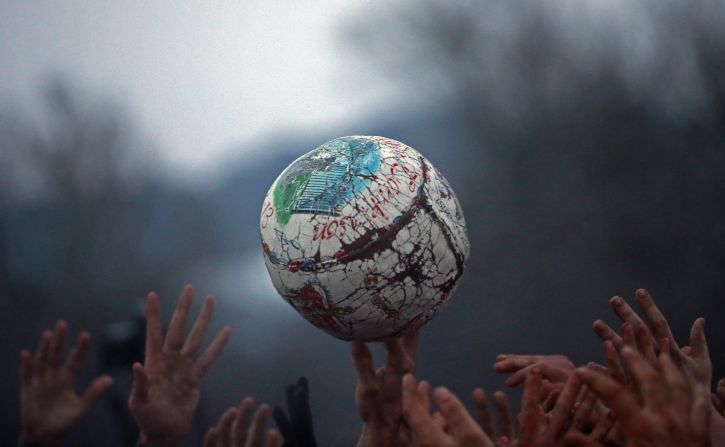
[273,171,312,226]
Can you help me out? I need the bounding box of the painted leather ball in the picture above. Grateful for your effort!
[260,136,469,341]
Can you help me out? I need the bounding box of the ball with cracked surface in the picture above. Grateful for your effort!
[260,136,469,341]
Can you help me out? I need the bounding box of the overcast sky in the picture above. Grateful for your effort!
[0,1,395,177]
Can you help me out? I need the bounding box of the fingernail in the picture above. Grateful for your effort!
[433,387,452,400]
[611,297,622,307]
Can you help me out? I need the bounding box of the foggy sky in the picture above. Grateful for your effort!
[0,0,398,181]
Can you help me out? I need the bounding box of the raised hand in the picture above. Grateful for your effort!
[570,345,712,447]
[402,374,495,447]
[593,289,711,387]
[128,285,232,447]
[273,377,317,447]
[471,388,514,445]
[19,321,113,445]
[352,331,419,447]
[494,354,575,387]
[515,369,584,447]
[203,397,280,447]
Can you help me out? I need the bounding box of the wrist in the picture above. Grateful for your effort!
[19,429,65,447]
[139,432,183,447]
[358,423,400,447]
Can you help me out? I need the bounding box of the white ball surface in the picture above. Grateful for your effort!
[260,136,469,341]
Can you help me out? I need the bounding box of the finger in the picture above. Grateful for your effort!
[564,432,606,447]
[293,377,314,438]
[19,350,33,386]
[592,320,623,350]
[351,341,376,386]
[181,295,215,357]
[49,320,68,368]
[496,354,548,362]
[572,389,596,430]
[689,317,709,361]
[609,296,647,332]
[235,397,256,445]
[432,411,448,432]
[65,331,91,376]
[547,374,582,438]
[575,368,638,423]
[542,388,561,412]
[717,378,725,401]
[519,369,543,445]
[493,390,513,440]
[163,284,194,353]
[713,392,725,414]
[264,429,281,447]
[285,384,296,422]
[585,362,608,375]
[433,387,490,446]
[494,357,538,373]
[418,380,432,413]
[197,326,232,375]
[246,404,271,447]
[634,323,657,366]
[691,384,712,442]
[659,352,690,415]
[203,428,219,447]
[81,374,113,406]
[272,407,291,441]
[621,322,635,349]
[589,409,615,440]
[621,346,665,409]
[130,362,150,403]
[402,330,421,360]
[472,388,494,436]
[602,340,626,384]
[217,407,238,447]
[634,289,680,353]
[145,292,164,359]
[403,375,446,445]
[35,330,53,374]
[504,364,533,387]
[384,338,414,374]
[540,381,564,403]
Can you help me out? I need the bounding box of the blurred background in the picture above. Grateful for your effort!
[2,0,725,444]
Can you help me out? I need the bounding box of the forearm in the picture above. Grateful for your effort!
[356,424,402,447]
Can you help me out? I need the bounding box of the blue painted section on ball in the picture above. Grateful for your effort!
[291,137,381,216]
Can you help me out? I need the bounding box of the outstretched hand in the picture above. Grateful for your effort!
[128,285,231,447]
[203,397,280,447]
[402,374,495,447]
[493,354,574,388]
[592,289,711,387]
[568,345,712,447]
[19,321,113,445]
[273,377,317,447]
[352,331,419,447]
[471,388,515,445]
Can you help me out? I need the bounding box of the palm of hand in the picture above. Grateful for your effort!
[357,366,404,424]
[625,412,709,447]
[22,371,89,440]
[128,287,232,447]
[352,334,419,447]
[130,353,202,440]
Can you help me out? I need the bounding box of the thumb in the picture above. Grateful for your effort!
[130,362,150,403]
[689,318,709,360]
[82,374,113,406]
